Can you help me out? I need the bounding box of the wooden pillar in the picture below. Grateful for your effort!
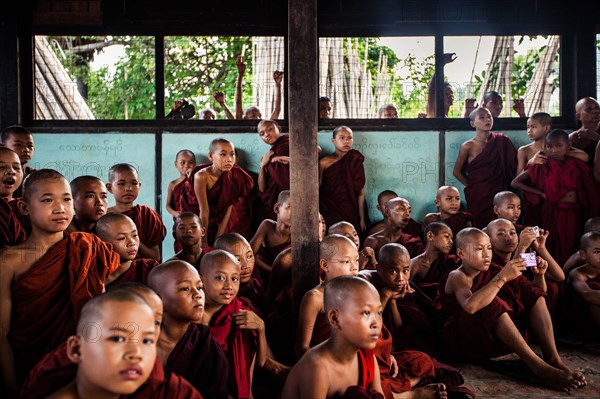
[288,0,320,314]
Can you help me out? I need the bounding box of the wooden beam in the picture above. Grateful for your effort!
[288,0,319,315]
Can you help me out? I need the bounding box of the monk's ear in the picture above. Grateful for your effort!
[492,205,500,216]
[319,258,328,272]
[17,199,29,216]
[328,309,341,330]
[434,198,440,208]
[66,335,83,364]
[384,206,391,217]
[106,182,113,193]
[273,202,280,215]
[579,248,587,261]
[200,226,206,237]
[426,231,435,242]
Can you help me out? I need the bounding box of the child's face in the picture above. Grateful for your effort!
[274,200,292,231]
[225,241,256,284]
[380,106,398,119]
[175,153,196,177]
[22,178,73,233]
[470,109,494,131]
[73,180,108,223]
[3,133,34,165]
[331,224,360,248]
[319,99,332,119]
[488,222,518,254]
[243,106,262,120]
[386,200,412,229]
[161,266,205,322]
[457,233,492,271]
[103,218,140,262]
[107,169,141,205]
[335,285,382,349]
[377,194,396,217]
[544,138,569,160]
[209,143,236,172]
[581,239,600,269]
[435,188,461,215]
[526,119,549,141]
[202,258,241,306]
[377,255,410,292]
[322,242,359,280]
[318,214,326,241]
[483,96,502,118]
[494,197,521,224]
[135,291,163,334]
[331,128,353,153]
[258,121,281,145]
[174,216,204,247]
[0,150,23,199]
[200,109,216,120]
[73,301,157,395]
[429,227,454,255]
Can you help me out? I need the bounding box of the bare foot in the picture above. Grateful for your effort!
[534,364,586,392]
[398,383,447,399]
[545,357,587,387]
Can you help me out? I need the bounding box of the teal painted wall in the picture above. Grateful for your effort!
[30,129,532,259]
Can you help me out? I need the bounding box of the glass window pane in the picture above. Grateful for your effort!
[34,35,155,120]
[164,36,285,120]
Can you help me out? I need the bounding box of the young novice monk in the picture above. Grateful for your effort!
[295,234,360,358]
[166,149,197,219]
[107,163,166,261]
[182,138,254,247]
[568,231,600,335]
[512,129,600,264]
[453,106,517,228]
[283,276,384,398]
[147,259,230,399]
[569,97,600,165]
[169,211,208,269]
[95,213,159,288]
[200,249,268,398]
[328,221,378,270]
[492,191,524,234]
[66,175,108,233]
[250,189,291,278]
[319,125,367,235]
[367,190,422,238]
[257,119,290,219]
[563,217,600,275]
[1,125,35,196]
[0,169,120,394]
[423,185,473,240]
[439,227,586,392]
[364,197,425,261]
[0,147,26,247]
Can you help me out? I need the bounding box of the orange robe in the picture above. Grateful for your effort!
[122,204,167,258]
[0,199,26,247]
[105,258,159,289]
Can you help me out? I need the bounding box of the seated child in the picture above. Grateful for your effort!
[250,189,291,278]
[492,191,524,234]
[568,97,600,165]
[453,106,517,228]
[378,103,398,118]
[563,217,600,274]
[367,190,422,238]
[0,147,26,246]
[364,197,425,260]
[166,149,197,220]
[512,129,600,264]
[257,119,290,219]
[282,276,384,398]
[319,96,332,119]
[439,228,586,392]
[568,231,600,336]
[328,221,377,270]
[0,125,35,197]
[147,260,230,399]
[95,213,158,288]
[169,211,208,269]
[0,169,120,393]
[181,138,254,246]
[319,125,367,235]
[199,249,268,398]
[67,175,108,233]
[423,185,473,240]
[107,163,166,261]
[295,234,360,358]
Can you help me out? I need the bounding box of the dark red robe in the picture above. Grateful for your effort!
[105,258,159,290]
[10,232,120,385]
[9,198,31,237]
[180,162,254,245]
[164,323,229,399]
[441,211,474,239]
[463,133,517,228]
[259,135,290,219]
[238,267,268,316]
[411,254,461,303]
[342,348,381,399]
[122,205,167,258]
[525,157,600,264]
[0,199,26,247]
[171,179,188,253]
[209,297,258,399]
[320,149,366,234]
[396,233,425,259]
[437,262,546,362]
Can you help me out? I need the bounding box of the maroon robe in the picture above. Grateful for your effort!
[171,179,188,253]
[10,232,120,385]
[105,258,159,290]
[238,267,268,315]
[320,149,366,234]
[0,199,26,247]
[122,205,167,258]
[396,233,425,259]
[259,134,290,219]
[525,157,600,264]
[180,162,254,245]
[209,297,258,399]
[441,211,474,238]
[165,323,229,399]
[411,254,461,302]
[9,198,31,237]
[463,133,517,228]
[437,262,546,362]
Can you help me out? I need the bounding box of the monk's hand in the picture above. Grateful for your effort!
[360,247,376,264]
[513,99,526,117]
[577,126,600,141]
[273,70,284,86]
[444,52,457,64]
[271,155,290,164]
[532,228,549,251]
[213,91,225,104]
[389,354,399,378]
[502,257,527,282]
[464,99,477,114]
[531,256,548,276]
[518,227,537,249]
[233,309,265,332]
[260,151,274,168]
[381,286,404,302]
[528,150,547,165]
[236,55,246,75]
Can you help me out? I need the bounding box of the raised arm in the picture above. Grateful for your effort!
[270,71,284,120]
[213,92,235,120]
[235,56,246,119]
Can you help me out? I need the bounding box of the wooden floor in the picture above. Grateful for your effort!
[449,342,600,398]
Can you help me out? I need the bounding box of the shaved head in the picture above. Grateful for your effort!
[320,234,356,261]
[436,185,459,199]
[328,221,355,236]
[424,222,451,236]
[324,276,378,314]
[147,259,199,296]
[486,218,513,234]
[70,175,105,198]
[199,249,239,275]
[580,231,600,250]
[175,211,202,227]
[378,243,410,268]
[77,290,150,335]
[21,169,68,202]
[584,217,600,233]
[386,197,410,210]
[95,213,135,240]
[493,191,519,207]
[455,227,488,250]
[108,163,138,183]
[214,232,249,251]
